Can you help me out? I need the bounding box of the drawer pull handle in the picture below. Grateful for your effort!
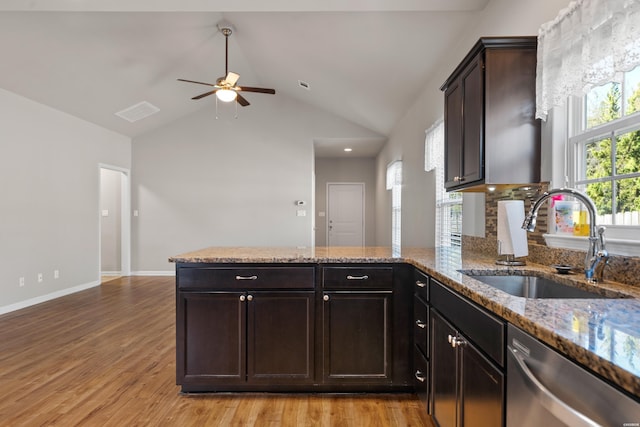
[416,280,426,288]
[415,320,427,329]
[415,370,426,382]
[235,275,258,280]
[346,275,369,280]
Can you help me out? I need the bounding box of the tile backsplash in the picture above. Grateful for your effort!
[463,183,640,287]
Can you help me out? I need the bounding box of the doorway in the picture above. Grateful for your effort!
[99,165,130,280]
[327,183,365,247]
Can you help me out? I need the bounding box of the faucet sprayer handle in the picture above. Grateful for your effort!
[597,225,606,249]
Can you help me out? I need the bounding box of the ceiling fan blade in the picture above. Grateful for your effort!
[177,78,216,87]
[236,93,250,107]
[237,86,276,94]
[226,72,240,86]
[192,90,218,100]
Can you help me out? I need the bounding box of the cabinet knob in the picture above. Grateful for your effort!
[415,280,426,288]
[453,176,460,182]
[414,370,427,383]
[247,294,253,301]
[415,320,427,329]
[323,295,330,301]
[449,335,467,348]
[239,295,246,302]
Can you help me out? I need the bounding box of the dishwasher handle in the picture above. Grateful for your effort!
[507,345,602,427]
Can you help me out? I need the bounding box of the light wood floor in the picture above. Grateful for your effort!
[0,276,434,426]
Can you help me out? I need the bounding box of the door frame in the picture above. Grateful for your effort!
[326,182,365,247]
[98,164,131,278]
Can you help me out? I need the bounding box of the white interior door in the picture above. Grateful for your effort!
[327,183,364,247]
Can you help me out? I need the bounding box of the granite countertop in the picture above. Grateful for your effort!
[169,246,640,398]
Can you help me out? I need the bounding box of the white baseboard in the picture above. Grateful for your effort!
[0,280,100,316]
[101,271,121,276]
[130,270,175,276]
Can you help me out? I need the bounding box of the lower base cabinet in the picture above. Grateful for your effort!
[177,291,314,390]
[176,263,412,392]
[322,291,392,383]
[429,276,505,427]
[430,309,504,427]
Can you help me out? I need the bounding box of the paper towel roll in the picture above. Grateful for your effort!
[497,200,529,258]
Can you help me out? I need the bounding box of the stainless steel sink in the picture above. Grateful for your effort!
[465,274,615,299]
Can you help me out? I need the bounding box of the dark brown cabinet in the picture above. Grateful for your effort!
[175,263,412,393]
[429,279,505,427]
[322,291,392,383]
[413,269,430,412]
[176,265,315,392]
[441,37,540,192]
[321,266,394,384]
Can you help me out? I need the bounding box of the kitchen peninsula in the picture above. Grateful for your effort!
[169,246,640,403]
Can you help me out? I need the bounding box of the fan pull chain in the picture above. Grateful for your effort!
[215,96,219,120]
[234,98,238,119]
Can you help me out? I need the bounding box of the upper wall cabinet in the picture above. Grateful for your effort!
[441,37,541,192]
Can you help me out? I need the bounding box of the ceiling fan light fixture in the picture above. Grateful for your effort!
[216,89,237,103]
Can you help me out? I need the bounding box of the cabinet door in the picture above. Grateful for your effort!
[430,309,458,427]
[323,291,392,383]
[247,291,314,384]
[177,292,246,385]
[460,54,483,185]
[444,78,463,189]
[460,341,504,427]
[444,53,484,190]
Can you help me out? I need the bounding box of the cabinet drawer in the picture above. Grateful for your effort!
[414,269,429,301]
[177,266,315,290]
[414,349,429,412]
[430,279,505,366]
[322,266,393,289]
[414,297,428,358]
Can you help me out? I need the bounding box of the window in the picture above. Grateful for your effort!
[425,119,462,249]
[570,65,640,227]
[386,160,402,253]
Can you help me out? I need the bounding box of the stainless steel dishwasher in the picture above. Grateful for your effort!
[507,325,640,427]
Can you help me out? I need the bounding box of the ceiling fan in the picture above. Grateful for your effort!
[178,25,275,106]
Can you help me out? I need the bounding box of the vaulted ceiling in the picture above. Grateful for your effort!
[0,0,488,156]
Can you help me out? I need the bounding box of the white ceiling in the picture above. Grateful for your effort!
[0,0,488,157]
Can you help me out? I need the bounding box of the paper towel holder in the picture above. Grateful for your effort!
[496,241,526,266]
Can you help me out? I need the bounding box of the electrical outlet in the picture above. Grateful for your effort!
[19,277,25,287]
[37,273,43,283]
[54,270,59,279]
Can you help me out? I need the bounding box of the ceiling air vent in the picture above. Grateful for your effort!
[115,101,160,123]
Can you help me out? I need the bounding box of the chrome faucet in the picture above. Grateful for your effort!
[522,188,609,283]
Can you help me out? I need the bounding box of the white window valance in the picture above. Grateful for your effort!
[536,0,640,120]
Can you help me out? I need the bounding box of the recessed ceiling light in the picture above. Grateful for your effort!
[344,148,353,152]
[298,80,311,90]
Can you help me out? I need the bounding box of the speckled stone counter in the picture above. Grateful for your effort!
[170,246,640,398]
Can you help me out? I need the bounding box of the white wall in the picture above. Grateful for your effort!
[314,157,376,246]
[375,0,572,247]
[0,88,131,313]
[131,94,383,273]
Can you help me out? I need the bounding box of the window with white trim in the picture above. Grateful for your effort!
[570,65,640,227]
[425,119,462,249]
[537,0,640,256]
[386,160,402,253]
